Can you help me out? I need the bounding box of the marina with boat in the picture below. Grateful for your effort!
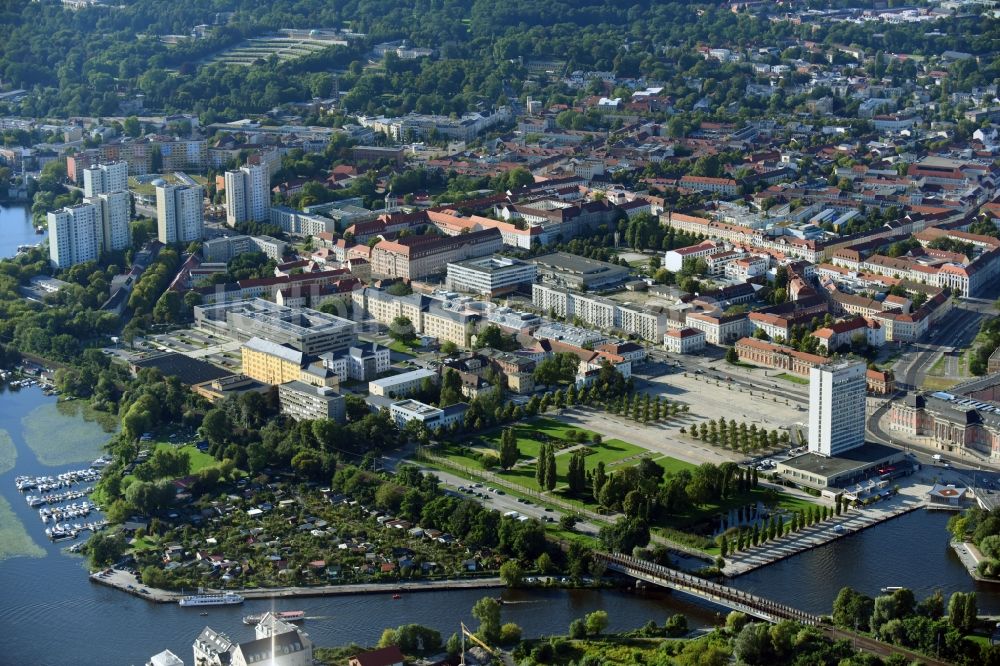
[14,465,108,541]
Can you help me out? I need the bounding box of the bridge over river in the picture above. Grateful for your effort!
[598,552,953,666]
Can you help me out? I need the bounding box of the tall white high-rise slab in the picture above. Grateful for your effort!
[156,183,204,245]
[224,164,270,226]
[87,191,131,252]
[82,161,128,198]
[808,360,867,457]
[48,202,101,268]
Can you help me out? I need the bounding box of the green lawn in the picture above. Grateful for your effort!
[386,339,418,355]
[471,417,600,461]
[775,372,809,385]
[124,443,225,484]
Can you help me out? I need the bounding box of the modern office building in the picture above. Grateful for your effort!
[156,182,204,244]
[195,299,356,354]
[278,381,346,423]
[445,255,538,297]
[808,360,867,457]
[82,161,128,197]
[529,252,630,290]
[47,202,101,268]
[225,163,271,226]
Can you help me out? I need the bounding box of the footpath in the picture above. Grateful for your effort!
[722,498,925,577]
[90,567,503,603]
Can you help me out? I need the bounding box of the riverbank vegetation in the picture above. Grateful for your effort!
[832,585,995,665]
[948,507,1000,579]
[0,495,46,562]
[318,592,988,666]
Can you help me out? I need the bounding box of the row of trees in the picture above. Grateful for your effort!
[687,418,791,454]
[607,392,686,424]
[719,502,839,558]
[533,442,558,491]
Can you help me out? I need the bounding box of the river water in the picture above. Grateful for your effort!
[1,385,998,665]
[0,203,42,258]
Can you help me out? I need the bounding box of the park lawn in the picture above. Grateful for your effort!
[775,372,809,385]
[124,443,227,485]
[645,454,698,475]
[662,486,822,530]
[472,417,600,461]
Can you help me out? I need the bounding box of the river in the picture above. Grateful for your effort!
[1,385,998,665]
[0,203,43,259]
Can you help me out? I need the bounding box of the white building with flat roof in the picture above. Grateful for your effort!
[446,255,538,297]
[83,161,128,197]
[390,399,468,429]
[808,360,867,457]
[225,163,271,226]
[156,182,204,244]
[369,368,437,398]
[48,202,101,268]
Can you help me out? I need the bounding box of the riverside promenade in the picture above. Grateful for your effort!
[722,496,926,577]
[90,568,503,603]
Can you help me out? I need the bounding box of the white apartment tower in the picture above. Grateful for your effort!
[808,360,867,457]
[82,161,128,197]
[48,202,101,268]
[79,161,132,255]
[156,183,204,244]
[87,191,131,252]
[224,163,270,226]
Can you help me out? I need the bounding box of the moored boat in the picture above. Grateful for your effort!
[178,592,245,607]
[242,610,306,625]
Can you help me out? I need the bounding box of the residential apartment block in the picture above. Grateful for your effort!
[225,164,271,226]
[278,381,346,423]
[156,182,204,245]
[202,235,287,262]
[531,284,666,342]
[47,203,101,268]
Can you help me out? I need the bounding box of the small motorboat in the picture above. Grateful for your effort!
[200,612,208,616]
[392,594,402,600]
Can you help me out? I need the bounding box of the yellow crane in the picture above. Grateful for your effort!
[459,621,500,665]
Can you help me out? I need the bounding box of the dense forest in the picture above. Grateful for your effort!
[0,0,996,121]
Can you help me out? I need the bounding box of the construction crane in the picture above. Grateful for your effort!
[459,622,500,666]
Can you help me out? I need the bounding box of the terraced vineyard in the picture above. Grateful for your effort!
[206,34,347,67]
